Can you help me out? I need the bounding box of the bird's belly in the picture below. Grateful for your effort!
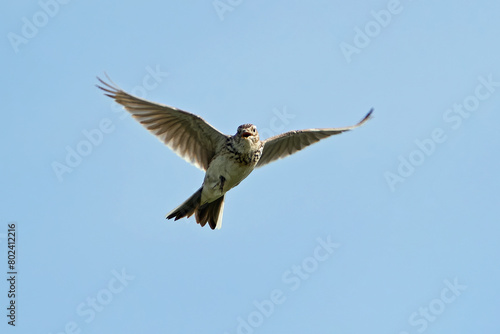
[201,154,255,204]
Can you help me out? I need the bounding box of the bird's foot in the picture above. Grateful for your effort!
[219,176,226,192]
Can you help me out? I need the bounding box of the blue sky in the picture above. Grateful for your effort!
[2,0,500,333]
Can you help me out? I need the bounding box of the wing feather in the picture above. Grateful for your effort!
[256,109,373,167]
[97,76,227,170]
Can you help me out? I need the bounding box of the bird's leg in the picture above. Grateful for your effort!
[219,175,226,192]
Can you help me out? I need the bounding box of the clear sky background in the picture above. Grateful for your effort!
[2,1,500,333]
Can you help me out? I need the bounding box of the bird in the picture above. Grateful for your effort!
[97,76,373,230]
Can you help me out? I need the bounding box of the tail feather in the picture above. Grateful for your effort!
[196,195,225,230]
[166,188,225,230]
[166,188,202,221]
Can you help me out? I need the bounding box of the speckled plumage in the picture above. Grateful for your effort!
[97,76,373,230]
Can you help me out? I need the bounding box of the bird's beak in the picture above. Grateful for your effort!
[241,131,252,138]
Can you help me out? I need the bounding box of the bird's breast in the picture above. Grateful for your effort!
[201,147,261,204]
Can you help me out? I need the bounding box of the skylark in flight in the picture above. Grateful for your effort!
[97,77,372,230]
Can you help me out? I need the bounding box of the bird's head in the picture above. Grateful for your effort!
[234,124,260,151]
[236,124,259,141]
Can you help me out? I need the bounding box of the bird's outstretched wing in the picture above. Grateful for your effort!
[97,77,228,171]
[256,109,373,168]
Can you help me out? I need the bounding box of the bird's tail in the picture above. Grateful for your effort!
[196,195,225,230]
[166,188,225,230]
